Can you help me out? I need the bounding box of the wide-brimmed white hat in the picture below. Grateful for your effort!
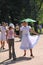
[9,23,15,28]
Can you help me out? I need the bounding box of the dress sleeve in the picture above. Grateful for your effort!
[27,26,31,31]
[29,26,31,29]
[20,26,23,31]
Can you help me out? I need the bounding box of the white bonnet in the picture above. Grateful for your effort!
[9,23,15,28]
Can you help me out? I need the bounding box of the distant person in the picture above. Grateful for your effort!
[0,24,1,45]
[19,23,24,41]
[15,24,20,35]
[34,22,38,33]
[39,24,42,33]
[5,23,9,30]
[1,22,6,49]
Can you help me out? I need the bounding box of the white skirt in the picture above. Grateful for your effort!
[1,33,6,41]
[0,32,1,41]
[20,35,40,50]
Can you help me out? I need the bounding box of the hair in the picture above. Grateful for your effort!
[9,26,12,30]
[23,21,26,23]
[2,22,5,25]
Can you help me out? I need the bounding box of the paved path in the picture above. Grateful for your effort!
[0,35,43,65]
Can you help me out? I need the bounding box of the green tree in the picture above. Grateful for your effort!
[0,0,43,24]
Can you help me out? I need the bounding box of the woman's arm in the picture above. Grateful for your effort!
[30,29,38,35]
[14,32,19,37]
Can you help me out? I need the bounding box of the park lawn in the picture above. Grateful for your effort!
[38,28,43,34]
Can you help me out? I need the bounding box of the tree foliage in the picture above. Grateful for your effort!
[0,0,43,23]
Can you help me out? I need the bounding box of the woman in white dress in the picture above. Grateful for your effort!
[1,22,6,49]
[20,21,39,57]
[0,24,1,44]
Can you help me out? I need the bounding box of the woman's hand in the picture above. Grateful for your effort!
[30,29,38,35]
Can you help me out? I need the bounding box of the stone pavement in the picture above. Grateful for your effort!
[0,35,43,65]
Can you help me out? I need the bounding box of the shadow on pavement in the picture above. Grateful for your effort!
[0,57,32,65]
[0,48,9,53]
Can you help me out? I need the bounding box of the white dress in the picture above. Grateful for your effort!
[1,26,6,41]
[20,26,39,50]
[0,26,1,41]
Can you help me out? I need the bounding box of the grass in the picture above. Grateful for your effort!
[38,28,43,34]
